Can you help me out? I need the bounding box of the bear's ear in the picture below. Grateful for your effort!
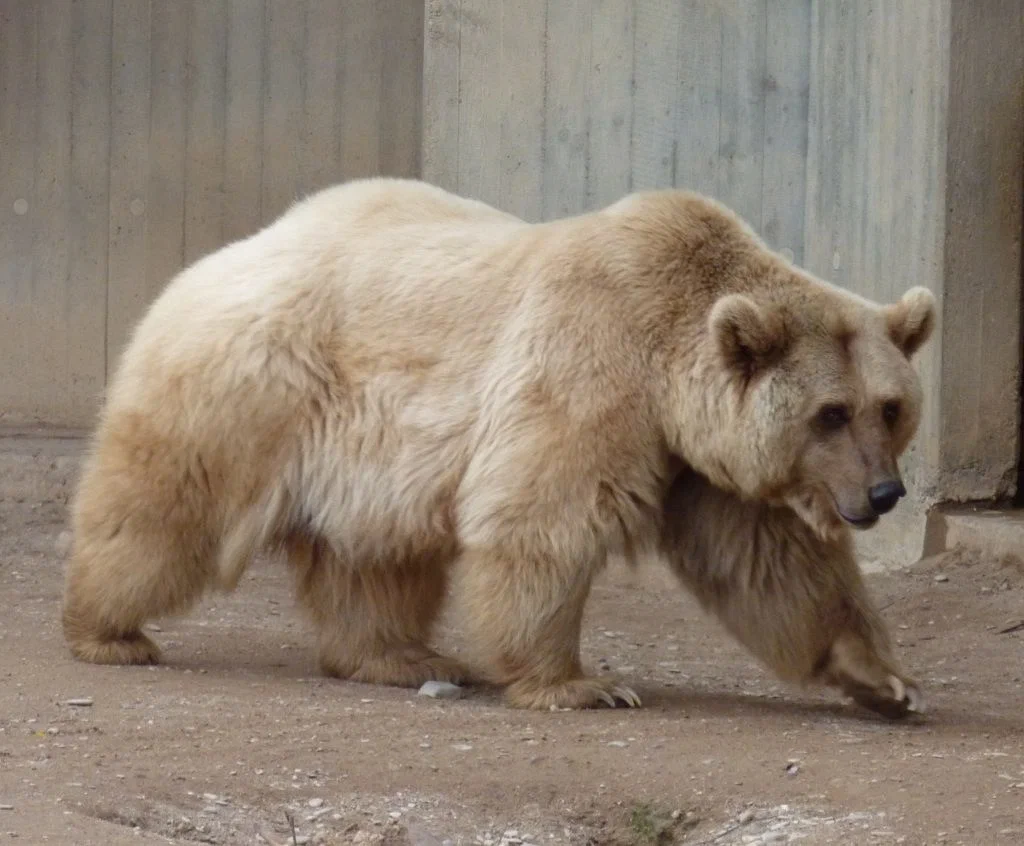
[884,286,936,359]
[709,294,789,378]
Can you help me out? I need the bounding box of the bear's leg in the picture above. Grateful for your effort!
[62,453,215,666]
[660,470,923,719]
[289,537,470,688]
[460,547,641,710]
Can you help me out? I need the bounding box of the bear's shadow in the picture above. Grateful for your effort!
[151,649,1008,729]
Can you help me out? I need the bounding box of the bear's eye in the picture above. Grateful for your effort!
[882,400,901,426]
[816,404,851,432]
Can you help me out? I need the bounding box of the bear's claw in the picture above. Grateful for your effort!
[505,676,642,710]
[844,674,925,720]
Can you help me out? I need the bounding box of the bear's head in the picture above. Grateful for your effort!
[705,282,936,540]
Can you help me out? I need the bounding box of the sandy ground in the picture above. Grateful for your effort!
[1,497,1022,846]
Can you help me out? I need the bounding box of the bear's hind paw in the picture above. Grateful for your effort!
[505,676,642,710]
[67,630,161,666]
[324,650,472,689]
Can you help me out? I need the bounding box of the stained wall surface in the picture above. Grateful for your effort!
[0,0,423,427]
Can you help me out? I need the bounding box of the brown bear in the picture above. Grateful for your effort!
[61,178,935,714]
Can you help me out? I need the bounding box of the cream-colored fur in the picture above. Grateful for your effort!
[661,467,921,718]
[62,177,935,712]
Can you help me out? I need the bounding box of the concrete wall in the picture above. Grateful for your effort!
[424,0,812,264]
[423,0,1024,566]
[0,0,423,428]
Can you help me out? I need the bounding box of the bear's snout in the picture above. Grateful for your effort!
[867,480,906,516]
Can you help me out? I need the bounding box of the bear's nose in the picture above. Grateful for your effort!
[868,480,906,515]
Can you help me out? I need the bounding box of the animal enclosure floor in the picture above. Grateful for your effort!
[1,500,1022,845]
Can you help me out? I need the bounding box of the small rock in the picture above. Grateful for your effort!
[738,809,755,824]
[785,761,800,776]
[934,574,949,583]
[308,798,324,808]
[417,681,464,700]
[64,698,94,707]
[451,743,473,751]
[0,805,12,811]
[606,741,628,748]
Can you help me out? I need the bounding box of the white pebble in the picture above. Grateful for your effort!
[418,680,464,700]
[934,574,949,583]
[54,531,73,558]
[64,698,94,707]
[308,798,324,808]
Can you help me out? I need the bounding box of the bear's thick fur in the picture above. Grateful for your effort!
[62,178,935,714]
[661,468,921,718]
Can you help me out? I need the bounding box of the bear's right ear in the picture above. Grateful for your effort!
[709,294,789,378]
[884,286,936,359]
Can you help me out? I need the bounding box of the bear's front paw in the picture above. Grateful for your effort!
[841,673,925,720]
[505,676,642,710]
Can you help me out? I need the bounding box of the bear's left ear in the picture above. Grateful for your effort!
[709,294,789,378]
[884,286,936,359]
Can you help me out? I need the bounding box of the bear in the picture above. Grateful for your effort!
[660,466,922,719]
[61,177,935,713]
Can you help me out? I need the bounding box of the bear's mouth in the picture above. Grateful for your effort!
[839,511,879,530]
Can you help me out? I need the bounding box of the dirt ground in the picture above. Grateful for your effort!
[1,497,1022,846]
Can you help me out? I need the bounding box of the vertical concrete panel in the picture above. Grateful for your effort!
[939,0,1023,501]
[378,0,424,178]
[716,1,767,229]
[421,0,462,192]
[761,0,810,263]
[585,0,633,208]
[0,1,40,419]
[67,0,113,417]
[498,0,546,221]
[543,0,591,218]
[261,0,305,222]
[145,2,189,305]
[455,0,503,207]
[303,0,343,193]
[28,1,74,423]
[338,0,383,180]
[184,1,229,264]
[672,1,723,199]
[630,0,681,191]
[107,0,152,374]
[224,0,266,244]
